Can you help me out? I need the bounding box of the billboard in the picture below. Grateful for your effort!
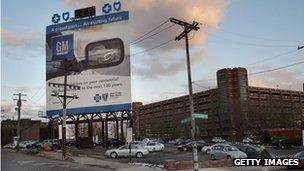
[46,11,130,117]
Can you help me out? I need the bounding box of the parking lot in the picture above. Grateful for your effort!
[68,143,303,166]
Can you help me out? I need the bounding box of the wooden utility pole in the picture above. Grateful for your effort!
[49,61,80,160]
[170,18,200,171]
[13,93,26,151]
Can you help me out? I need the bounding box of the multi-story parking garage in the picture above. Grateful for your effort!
[132,67,304,140]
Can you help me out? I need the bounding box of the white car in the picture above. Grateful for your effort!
[142,138,156,143]
[140,142,164,152]
[3,143,16,149]
[242,137,253,144]
[210,143,247,160]
[19,141,31,148]
[212,137,226,143]
[105,145,149,158]
[202,145,212,154]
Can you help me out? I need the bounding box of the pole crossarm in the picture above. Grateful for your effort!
[176,22,199,41]
[51,94,79,99]
[169,18,200,30]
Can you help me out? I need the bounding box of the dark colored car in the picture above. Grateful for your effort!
[287,150,304,170]
[175,137,192,146]
[93,140,102,146]
[177,141,205,151]
[66,139,76,146]
[235,144,272,158]
[106,139,123,147]
[272,139,292,149]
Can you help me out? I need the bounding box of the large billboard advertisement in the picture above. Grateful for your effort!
[46,11,130,117]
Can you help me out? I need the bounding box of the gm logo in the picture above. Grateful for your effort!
[51,34,74,60]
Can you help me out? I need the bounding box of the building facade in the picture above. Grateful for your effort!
[132,67,304,140]
[1,119,57,146]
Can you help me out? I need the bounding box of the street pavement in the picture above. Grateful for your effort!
[2,145,302,171]
[1,149,115,171]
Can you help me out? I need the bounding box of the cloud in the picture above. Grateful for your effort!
[1,100,15,114]
[248,65,304,91]
[61,0,230,78]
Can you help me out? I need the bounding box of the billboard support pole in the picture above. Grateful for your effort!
[170,18,200,171]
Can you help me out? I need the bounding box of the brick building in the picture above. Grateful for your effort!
[132,67,304,140]
[1,119,57,146]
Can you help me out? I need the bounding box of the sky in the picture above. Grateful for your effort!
[1,0,304,120]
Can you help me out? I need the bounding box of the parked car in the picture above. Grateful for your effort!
[212,137,226,143]
[19,141,30,148]
[105,145,149,158]
[210,143,247,160]
[202,144,212,154]
[130,141,142,145]
[242,137,253,144]
[106,139,123,147]
[93,139,102,146]
[3,143,16,149]
[140,142,164,152]
[234,144,272,158]
[67,139,76,146]
[175,138,192,146]
[142,138,156,143]
[25,140,40,149]
[287,150,304,170]
[178,141,205,151]
[271,138,292,149]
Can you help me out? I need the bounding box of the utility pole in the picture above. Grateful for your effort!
[298,45,304,146]
[13,93,26,151]
[49,61,80,160]
[170,18,200,171]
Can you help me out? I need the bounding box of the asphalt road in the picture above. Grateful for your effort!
[103,144,212,165]
[1,149,114,171]
[103,144,304,166]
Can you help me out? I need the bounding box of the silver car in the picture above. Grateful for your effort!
[105,145,149,158]
[210,143,247,160]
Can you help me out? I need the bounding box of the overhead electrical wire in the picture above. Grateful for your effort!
[130,24,175,45]
[130,19,170,44]
[202,22,301,43]
[245,49,298,67]
[249,60,304,76]
[131,39,175,56]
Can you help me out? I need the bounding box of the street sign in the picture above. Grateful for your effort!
[181,112,208,125]
[126,127,133,143]
[194,113,208,119]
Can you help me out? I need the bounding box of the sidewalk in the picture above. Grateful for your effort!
[37,150,163,170]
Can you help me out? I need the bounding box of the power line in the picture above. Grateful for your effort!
[131,39,175,56]
[130,24,175,45]
[28,84,46,101]
[249,60,304,76]
[204,23,301,43]
[245,49,298,67]
[130,19,169,44]
[208,39,296,48]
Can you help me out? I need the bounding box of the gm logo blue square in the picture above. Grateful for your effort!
[51,34,74,60]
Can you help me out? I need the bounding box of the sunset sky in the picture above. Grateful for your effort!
[1,0,304,120]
